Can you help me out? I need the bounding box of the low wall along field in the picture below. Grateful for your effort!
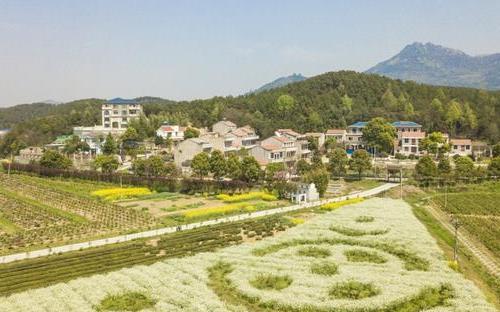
[0,198,495,311]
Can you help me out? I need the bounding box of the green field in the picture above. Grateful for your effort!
[431,182,500,259]
[0,215,294,297]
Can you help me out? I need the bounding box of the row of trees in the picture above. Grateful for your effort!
[415,155,500,183]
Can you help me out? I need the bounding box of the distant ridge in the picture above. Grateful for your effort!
[249,73,307,94]
[366,42,500,90]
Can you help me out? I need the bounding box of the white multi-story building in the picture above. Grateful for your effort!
[101,98,143,130]
[250,136,298,167]
[392,121,425,156]
[345,122,366,152]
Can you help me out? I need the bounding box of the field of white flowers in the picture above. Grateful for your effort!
[0,198,495,312]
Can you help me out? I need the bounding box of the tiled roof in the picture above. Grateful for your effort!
[107,98,138,105]
[450,138,472,145]
[401,131,426,138]
[160,126,174,132]
[230,126,255,137]
[276,129,301,137]
[326,129,346,134]
[392,121,422,127]
[348,121,367,128]
[216,120,237,127]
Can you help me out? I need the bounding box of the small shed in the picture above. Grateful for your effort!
[290,183,320,203]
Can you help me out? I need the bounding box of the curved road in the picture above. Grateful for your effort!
[0,183,398,264]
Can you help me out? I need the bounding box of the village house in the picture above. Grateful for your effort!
[225,125,259,150]
[290,183,320,203]
[450,139,472,156]
[173,137,213,171]
[16,147,44,163]
[250,135,299,167]
[325,129,346,144]
[101,98,143,130]
[212,120,237,135]
[156,123,185,141]
[472,141,490,158]
[394,131,426,156]
[345,122,366,152]
[275,129,311,160]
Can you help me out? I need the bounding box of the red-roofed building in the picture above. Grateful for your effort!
[156,124,185,141]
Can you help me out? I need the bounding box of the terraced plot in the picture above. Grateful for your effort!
[0,173,154,253]
[0,198,494,311]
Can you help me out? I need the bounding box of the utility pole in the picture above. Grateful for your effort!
[451,214,460,262]
[400,167,403,199]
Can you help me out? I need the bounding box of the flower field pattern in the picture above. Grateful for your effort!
[0,198,495,311]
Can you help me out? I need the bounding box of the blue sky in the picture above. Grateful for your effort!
[0,0,499,106]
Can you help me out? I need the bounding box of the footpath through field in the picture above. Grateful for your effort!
[0,183,398,264]
[423,203,500,278]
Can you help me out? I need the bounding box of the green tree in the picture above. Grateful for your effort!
[324,137,337,153]
[154,135,164,147]
[184,127,200,139]
[420,132,447,156]
[362,118,396,154]
[302,168,330,197]
[240,156,261,184]
[310,154,324,170]
[454,156,474,180]
[276,94,295,111]
[445,100,462,134]
[328,148,348,178]
[349,149,372,179]
[493,143,500,157]
[306,136,319,154]
[191,152,210,179]
[264,162,285,189]
[415,156,438,182]
[148,156,168,176]
[487,157,500,177]
[39,150,72,169]
[102,133,118,155]
[121,127,140,142]
[209,150,227,180]
[63,135,90,154]
[295,159,310,176]
[93,155,119,173]
[226,154,242,180]
[437,156,452,178]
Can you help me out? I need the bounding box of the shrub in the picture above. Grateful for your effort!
[311,261,338,276]
[344,249,387,264]
[215,191,277,203]
[95,292,157,312]
[91,187,152,201]
[297,246,331,258]
[289,217,305,225]
[330,225,389,236]
[329,280,380,299]
[447,260,460,272]
[249,274,292,290]
[355,215,374,223]
[183,203,256,219]
[320,198,364,210]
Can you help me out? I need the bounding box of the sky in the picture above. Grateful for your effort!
[0,0,499,107]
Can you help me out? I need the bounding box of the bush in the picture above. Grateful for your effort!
[297,246,331,258]
[355,216,374,223]
[215,191,277,203]
[91,187,152,201]
[289,217,305,225]
[183,203,256,219]
[320,198,364,210]
[311,261,338,276]
[95,292,157,312]
[329,280,380,299]
[344,249,387,264]
[249,274,292,290]
[330,225,389,236]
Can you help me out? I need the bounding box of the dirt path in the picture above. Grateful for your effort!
[423,203,500,278]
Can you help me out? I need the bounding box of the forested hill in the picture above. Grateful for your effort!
[1,71,500,156]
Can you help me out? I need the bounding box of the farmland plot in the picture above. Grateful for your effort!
[0,198,495,311]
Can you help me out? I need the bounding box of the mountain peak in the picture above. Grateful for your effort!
[248,73,307,94]
[366,42,499,90]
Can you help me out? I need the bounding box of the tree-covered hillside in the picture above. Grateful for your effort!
[1,71,499,157]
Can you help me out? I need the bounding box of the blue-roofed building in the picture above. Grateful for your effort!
[102,98,142,130]
[345,121,367,152]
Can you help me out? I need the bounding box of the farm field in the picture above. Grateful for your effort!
[431,182,500,261]
[0,173,154,254]
[0,198,494,311]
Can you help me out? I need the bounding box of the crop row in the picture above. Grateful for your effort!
[0,215,293,297]
[0,174,154,229]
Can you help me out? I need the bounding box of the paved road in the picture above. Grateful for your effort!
[0,183,398,264]
[424,203,500,278]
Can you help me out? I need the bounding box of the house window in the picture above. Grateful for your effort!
[466,145,470,150]
[104,117,110,122]
[122,117,127,122]
[122,110,127,115]
[129,110,137,115]
[404,139,409,144]
[104,110,110,115]
[453,145,458,149]
[113,110,118,115]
